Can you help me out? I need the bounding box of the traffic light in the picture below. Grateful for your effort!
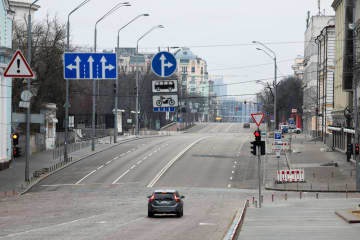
[254,130,261,141]
[13,147,21,158]
[251,141,257,155]
[12,133,19,146]
[355,144,359,155]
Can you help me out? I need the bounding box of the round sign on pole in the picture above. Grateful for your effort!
[21,90,33,101]
[151,51,177,78]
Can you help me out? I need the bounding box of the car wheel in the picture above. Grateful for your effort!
[177,209,183,218]
[148,210,154,218]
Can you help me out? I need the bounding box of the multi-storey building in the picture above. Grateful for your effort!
[316,21,335,145]
[291,55,305,80]
[328,0,354,152]
[303,14,335,137]
[9,0,40,25]
[0,0,13,170]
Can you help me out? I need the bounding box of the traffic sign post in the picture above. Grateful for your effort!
[251,113,265,127]
[4,50,34,78]
[152,80,178,93]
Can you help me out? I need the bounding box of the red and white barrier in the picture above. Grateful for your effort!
[277,169,305,183]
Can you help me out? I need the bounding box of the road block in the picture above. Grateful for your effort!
[276,168,305,183]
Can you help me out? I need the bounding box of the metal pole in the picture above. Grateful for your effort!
[92,26,97,151]
[64,18,70,162]
[274,57,277,130]
[135,51,139,136]
[114,36,120,143]
[257,126,262,208]
[25,8,33,182]
[353,22,360,191]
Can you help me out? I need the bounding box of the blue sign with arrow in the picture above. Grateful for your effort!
[151,51,177,77]
[64,53,117,80]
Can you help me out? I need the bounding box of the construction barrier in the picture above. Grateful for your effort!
[277,169,305,183]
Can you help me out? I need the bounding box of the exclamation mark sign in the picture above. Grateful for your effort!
[17,59,20,73]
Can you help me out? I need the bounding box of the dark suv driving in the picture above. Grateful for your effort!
[147,190,185,217]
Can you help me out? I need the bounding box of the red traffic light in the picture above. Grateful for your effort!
[254,131,260,137]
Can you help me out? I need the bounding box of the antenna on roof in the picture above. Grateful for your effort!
[318,0,321,16]
[306,11,311,28]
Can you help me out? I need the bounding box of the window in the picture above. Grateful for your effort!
[191,66,195,73]
[201,67,203,74]
[182,66,187,73]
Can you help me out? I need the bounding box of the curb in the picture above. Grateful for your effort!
[223,200,249,240]
[19,135,163,195]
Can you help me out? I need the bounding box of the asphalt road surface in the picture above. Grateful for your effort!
[0,123,260,240]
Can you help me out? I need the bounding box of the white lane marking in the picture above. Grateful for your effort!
[147,137,207,188]
[112,169,130,184]
[143,156,148,160]
[234,161,237,164]
[120,153,125,157]
[137,160,142,165]
[130,165,136,170]
[233,165,236,168]
[230,177,233,180]
[232,171,234,174]
[41,184,85,187]
[228,184,231,188]
[75,170,97,184]
[113,156,119,160]
[199,222,217,226]
[127,151,131,154]
[148,153,153,157]
[106,160,112,165]
[97,165,104,170]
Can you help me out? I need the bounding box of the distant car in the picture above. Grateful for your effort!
[295,128,302,134]
[148,190,184,218]
[243,123,250,128]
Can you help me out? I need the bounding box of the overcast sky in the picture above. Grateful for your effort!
[34,0,335,100]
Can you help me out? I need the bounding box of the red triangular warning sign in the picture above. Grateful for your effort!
[4,50,34,78]
[251,113,265,127]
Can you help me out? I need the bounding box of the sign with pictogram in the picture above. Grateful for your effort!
[4,50,34,78]
[251,113,265,127]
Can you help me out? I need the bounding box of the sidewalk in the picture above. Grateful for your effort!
[239,197,360,240]
[265,133,358,192]
[0,135,137,194]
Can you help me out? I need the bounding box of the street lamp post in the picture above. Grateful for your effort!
[25,0,39,182]
[92,2,130,151]
[135,25,164,136]
[114,13,149,143]
[253,41,277,130]
[64,0,92,162]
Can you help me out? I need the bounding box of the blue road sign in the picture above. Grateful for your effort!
[151,51,177,77]
[274,132,282,140]
[153,107,176,112]
[64,53,117,80]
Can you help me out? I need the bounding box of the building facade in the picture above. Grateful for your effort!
[9,0,40,25]
[291,55,305,80]
[303,14,335,138]
[0,0,13,170]
[316,22,335,145]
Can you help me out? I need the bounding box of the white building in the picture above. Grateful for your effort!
[0,0,14,170]
[9,0,40,25]
[303,14,335,137]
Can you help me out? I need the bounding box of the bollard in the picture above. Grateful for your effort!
[310,183,312,190]
[272,194,274,202]
[316,193,319,199]
[252,196,255,205]
[255,200,258,208]
[331,171,334,178]
[285,193,287,200]
[346,184,348,199]
[300,191,302,199]
[261,195,264,204]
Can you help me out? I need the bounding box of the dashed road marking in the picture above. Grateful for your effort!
[227,184,231,188]
[230,177,233,180]
[143,156,148,160]
[137,160,142,165]
[97,165,104,170]
[232,171,234,174]
[130,165,136,170]
[112,169,130,184]
[106,160,112,165]
[113,156,118,160]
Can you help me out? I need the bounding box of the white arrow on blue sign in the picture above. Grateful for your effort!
[151,51,177,78]
[64,53,117,80]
